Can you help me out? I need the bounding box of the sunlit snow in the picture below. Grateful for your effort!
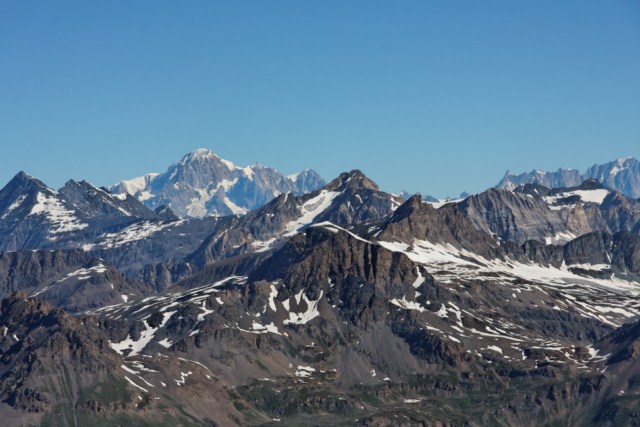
[29,191,88,235]
[284,191,341,236]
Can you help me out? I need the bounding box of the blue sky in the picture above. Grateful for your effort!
[1,1,638,197]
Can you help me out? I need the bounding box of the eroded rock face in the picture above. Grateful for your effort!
[0,250,153,312]
[0,293,121,419]
[250,226,420,289]
[459,181,640,245]
[611,232,640,278]
[0,292,254,427]
[378,194,501,259]
[460,188,568,244]
[605,319,640,362]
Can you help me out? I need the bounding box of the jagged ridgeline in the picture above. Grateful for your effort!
[498,157,640,199]
[1,151,640,426]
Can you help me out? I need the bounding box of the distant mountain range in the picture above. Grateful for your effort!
[498,157,640,199]
[111,148,325,218]
[2,153,640,425]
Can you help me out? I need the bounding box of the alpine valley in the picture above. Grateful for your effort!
[2,150,640,427]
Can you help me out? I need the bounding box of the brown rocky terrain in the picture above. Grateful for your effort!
[1,168,640,425]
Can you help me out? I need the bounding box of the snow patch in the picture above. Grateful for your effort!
[311,221,370,243]
[284,191,341,236]
[197,301,215,322]
[250,322,282,335]
[29,192,88,235]
[175,371,193,386]
[283,291,323,325]
[390,296,425,312]
[487,345,503,354]
[97,220,184,248]
[109,311,176,357]
[294,365,316,378]
[544,189,610,206]
[158,338,173,348]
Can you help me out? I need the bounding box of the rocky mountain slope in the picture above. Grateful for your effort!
[78,199,640,425]
[498,157,640,199]
[0,172,229,289]
[111,149,325,218]
[185,170,403,269]
[0,293,250,427]
[458,179,640,245]
[0,250,153,312]
[128,169,404,291]
[2,165,640,426]
[0,172,165,252]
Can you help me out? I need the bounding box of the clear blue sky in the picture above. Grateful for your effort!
[1,1,638,197]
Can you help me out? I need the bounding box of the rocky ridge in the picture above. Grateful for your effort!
[458,179,640,245]
[1,165,640,425]
[498,157,640,199]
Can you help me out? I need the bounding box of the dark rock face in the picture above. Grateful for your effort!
[459,181,640,245]
[0,250,153,312]
[563,232,613,267]
[59,179,161,221]
[249,226,420,290]
[186,170,402,271]
[153,204,179,221]
[0,293,123,423]
[378,194,501,258]
[610,232,640,279]
[459,188,569,244]
[514,240,564,267]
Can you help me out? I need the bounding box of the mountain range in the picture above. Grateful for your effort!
[1,151,640,426]
[111,148,325,218]
[498,157,640,199]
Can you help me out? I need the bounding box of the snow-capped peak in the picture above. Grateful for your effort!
[115,173,159,197]
[498,157,640,199]
[182,148,218,161]
[110,149,325,218]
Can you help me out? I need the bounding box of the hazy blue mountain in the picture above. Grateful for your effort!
[111,148,325,218]
[498,157,640,198]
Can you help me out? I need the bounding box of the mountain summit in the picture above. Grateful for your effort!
[111,149,325,218]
